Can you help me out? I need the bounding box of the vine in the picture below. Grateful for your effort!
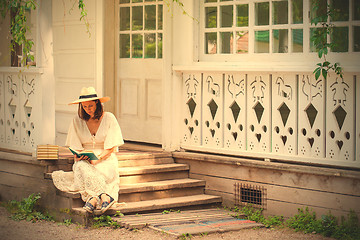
[0,0,36,66]
[0,0,90,67]
[311,1,344,81]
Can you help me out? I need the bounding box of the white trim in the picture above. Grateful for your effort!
[181,144,360,169]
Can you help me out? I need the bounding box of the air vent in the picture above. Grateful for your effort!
[234,183,267,209]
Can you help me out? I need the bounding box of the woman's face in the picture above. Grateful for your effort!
[81,101,97,117]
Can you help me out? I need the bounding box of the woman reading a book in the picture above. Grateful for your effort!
[52,87,124,214]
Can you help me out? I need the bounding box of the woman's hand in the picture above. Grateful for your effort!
[74,154,90,162]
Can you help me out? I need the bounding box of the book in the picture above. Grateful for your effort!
[68,147,98,160]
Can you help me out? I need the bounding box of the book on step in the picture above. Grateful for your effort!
[68,147,98,160]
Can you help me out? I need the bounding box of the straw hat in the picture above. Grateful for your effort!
[69,87,110,105]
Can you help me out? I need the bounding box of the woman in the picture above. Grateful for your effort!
[52,87,124,214]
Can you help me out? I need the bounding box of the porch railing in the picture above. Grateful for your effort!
[0,67,43,154]
[176,68,359,168]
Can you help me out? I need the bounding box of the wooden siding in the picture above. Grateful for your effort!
[173,152,360,219]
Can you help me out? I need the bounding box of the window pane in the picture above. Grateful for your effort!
[221,5,233,27]
[255,30,269,53]
[220,0,231,1]
[331,0,349,21]
[331,27,348,52]
[237,4,248,27]
[273,29,288,53]
[205,0,217,2]
[206,7,217,28]
[206,32,217,54]
[145,0,155,2]
[145,5,156,30]
[132,6,143,30]
[158,33,163,58]
[158,5,163,30]
[310,27,326,52]
[120,0,130,3]
[255,2,269,26]
[236,31,248,54]
[120,7,130,31]
[292,29,303,52]
[120,34,130,58]
[273,1,288,25]
[354,0,360,20]
[292,0,303,24]
[145,33,156,58]
[220,32,233,53]
[132,0,142,2]
[354,26,360,52]
[132,34,143,58]
[310,0,327,22]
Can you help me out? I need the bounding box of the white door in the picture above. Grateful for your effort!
[117,0,163,144]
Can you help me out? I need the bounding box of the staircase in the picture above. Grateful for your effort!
[63,149,222,216]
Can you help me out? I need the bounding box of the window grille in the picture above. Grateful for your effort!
[234,182,267,209]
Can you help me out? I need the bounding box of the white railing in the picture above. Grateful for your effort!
[177,68,360,168]
[0,67,43,154]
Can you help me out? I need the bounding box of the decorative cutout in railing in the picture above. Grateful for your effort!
[0,70,41,153]
[181,71,359,168]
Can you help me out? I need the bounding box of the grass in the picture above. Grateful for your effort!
[230,205,360,240]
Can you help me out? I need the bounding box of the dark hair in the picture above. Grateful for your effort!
[78,99,103,121]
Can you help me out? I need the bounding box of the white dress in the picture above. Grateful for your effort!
[52,112,124,202]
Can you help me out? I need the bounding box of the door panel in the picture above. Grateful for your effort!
[117,0,163,144]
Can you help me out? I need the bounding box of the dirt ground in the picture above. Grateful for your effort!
[0,207,334,240]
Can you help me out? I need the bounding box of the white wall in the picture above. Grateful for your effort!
[52,0,104,146]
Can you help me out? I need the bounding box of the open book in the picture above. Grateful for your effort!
[69,147,98,160]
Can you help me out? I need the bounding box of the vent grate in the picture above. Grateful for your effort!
[234,183,267,209]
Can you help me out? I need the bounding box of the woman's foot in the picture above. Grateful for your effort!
[98,193,115,213]
[83,196,97,213]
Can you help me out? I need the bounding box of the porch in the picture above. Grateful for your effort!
[1,142,359,224]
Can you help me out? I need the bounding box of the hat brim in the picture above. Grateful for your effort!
[68,96,110,105]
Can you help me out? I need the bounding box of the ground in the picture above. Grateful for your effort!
[0,207,334,240]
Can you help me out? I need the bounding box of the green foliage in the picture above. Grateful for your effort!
[310,0,343,81]
[286,207,360,240]
[179,233,193,240]
[58,218,73,226]
[69,0,90,37]
[5,193,53,222]
[92,215,121,229]
[232,205,284,229]
[0,0,36,66]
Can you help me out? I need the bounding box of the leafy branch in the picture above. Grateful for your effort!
[164,0,198,22]
[311,1,343,80]
[0,0,36,66]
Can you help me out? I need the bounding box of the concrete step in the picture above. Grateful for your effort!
[119,178,206,202]
[73,194,222,215]
[119,164,189,184]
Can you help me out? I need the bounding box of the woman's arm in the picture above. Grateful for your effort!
[90,146,116,165]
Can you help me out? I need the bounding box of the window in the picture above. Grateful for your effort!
[119,0,163,59]
[200,0,360,57]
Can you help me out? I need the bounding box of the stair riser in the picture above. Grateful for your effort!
[120,171,189,184]
[119,187,205,202]
[118,158,174,167]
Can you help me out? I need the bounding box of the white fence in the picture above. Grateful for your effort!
[179,70,360,168]
[0,68,43,154]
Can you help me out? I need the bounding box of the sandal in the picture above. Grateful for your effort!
[83,196,96,213]
[98,193,115,213]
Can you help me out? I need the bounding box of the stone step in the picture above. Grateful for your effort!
[119,178,206,202]
[72,194,222,215]
[119,164,189,184]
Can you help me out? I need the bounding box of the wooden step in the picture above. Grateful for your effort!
[119,164,189,184]
[72,194,222,215]
[118,157,174,167]
[116,152,172,161]
[119,179,206,202]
